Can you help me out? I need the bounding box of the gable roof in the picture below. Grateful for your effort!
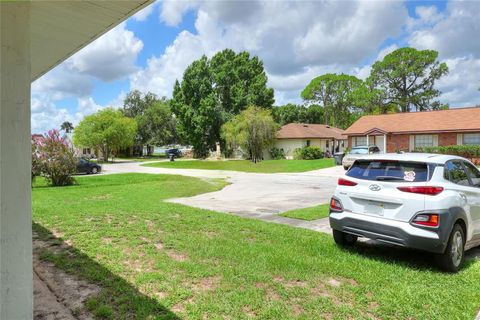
[277,123,346,140]
[344,107,480,135]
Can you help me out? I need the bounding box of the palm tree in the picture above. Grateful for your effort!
[60,121,74,133]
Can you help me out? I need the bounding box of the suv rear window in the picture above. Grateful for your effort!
[347,160,430,182]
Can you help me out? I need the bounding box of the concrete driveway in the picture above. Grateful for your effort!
[102,161,341,215]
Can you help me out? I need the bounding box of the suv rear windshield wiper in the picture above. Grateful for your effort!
[375,176,405,181]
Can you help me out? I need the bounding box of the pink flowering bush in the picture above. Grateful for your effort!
[31,137,43,182]
[32,130,76,186]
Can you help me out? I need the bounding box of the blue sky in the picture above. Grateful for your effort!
[31,0,480,133]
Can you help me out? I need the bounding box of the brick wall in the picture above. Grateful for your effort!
[387,134,409,152]
[348,132,464,153]
[438,133,458,146]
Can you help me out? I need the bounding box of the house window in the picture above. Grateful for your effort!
[306,140,311,147]
[354,136,367,146]
[414,135,434,148]
[326,140,329,148]
[464,133,480,145]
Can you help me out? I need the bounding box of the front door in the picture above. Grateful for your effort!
[375,135,385,153]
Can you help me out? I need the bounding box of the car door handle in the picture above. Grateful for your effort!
[459,193,467,201]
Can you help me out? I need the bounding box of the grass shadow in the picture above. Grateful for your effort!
[343,239,478,273]
[33,223,180,320]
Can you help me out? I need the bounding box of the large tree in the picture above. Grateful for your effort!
[135,100,177,149]
[171,49,274,158]
[272,104,324,125]
[272,104,302,125]
[221,106,278,163]
[122,90,159,118]
[73,108,137,161]
[301,73,363,129]
[368,47,449,112]
[122,91,177,155]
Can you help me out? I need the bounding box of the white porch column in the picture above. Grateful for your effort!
[384,134,387,153]
[366,134,369,146]
[1,2,33,319]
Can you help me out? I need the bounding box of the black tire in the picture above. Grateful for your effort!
[435,224,465,273]
[333,229,358,247]
[91,167,98,174]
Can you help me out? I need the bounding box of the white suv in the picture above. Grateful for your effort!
[329,153,480,272]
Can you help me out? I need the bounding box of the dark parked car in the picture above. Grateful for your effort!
[165,148,182,158]
[76,158,101,174]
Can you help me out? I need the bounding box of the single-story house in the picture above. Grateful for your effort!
[267,123,347,159]
[344,107,480,153]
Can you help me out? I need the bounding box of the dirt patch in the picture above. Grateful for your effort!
[33,232,99,320]
[145,219,155,229]
[326,276,357,287]
[242,305,257,318]
[102,237,113,244]
[87,194,112,201]
[154,241,164,250]
[123,258,154,273]
[167,250,189,262]
[310,284,336,300]
[204,230,219,238]
[272,276,308,288]
[172,297,194,314]
[291,303,304,316]
[191,276,221,293]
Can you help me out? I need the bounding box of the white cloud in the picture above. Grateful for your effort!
[160,0,197,26]
[31,95,109,134]
[31,22,144,132]
[32,66,93,100]
[436,56,480,107]
[135,0,408,99]
[409,1,480,59]
[31,97,73,134]
[66,23,143,81]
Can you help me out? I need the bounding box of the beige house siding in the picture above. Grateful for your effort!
[264,138,346,160]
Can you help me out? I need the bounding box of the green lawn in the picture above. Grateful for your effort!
[280,204,330,221]
[143,159,336,173]
[32,174,480,319]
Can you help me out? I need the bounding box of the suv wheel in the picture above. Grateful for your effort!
[436,224,465,273]
[333,229,357,247]
[91,167,98,174]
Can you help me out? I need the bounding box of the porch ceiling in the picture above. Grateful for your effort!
[30,0,153,81]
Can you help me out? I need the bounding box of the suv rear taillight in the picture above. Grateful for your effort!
[411,213,439,227]
[330,197,343,212]
[397,186,443,195]
[338,178,357,186]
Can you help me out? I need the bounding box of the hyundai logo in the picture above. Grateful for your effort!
[369,184,381,191]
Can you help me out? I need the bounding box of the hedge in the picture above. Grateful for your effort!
[414,145,480,159]
[293,146,324,160]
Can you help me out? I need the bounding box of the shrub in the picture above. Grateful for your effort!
[414,145,480,159]
[36,130,76,186]
[293,146,324,160]
[31,137,42,182]
[269,147,286,160]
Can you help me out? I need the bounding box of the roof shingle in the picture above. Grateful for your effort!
[344,107,480,135]
[277,123,345,140]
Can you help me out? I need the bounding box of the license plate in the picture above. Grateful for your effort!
[364,202,384,216]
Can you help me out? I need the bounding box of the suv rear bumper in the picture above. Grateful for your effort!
[329,211,449,254]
